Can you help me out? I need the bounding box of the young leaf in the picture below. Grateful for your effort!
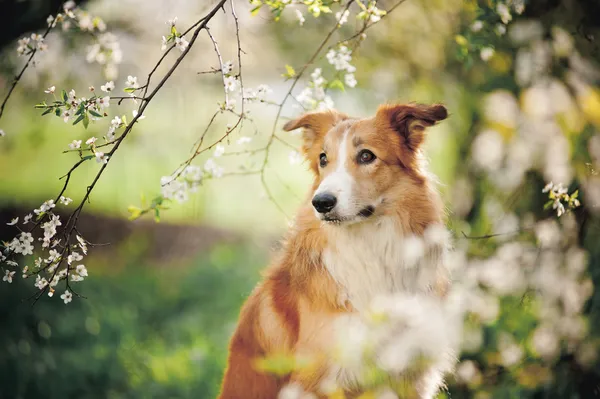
[89,110,103,118]
[72,114,85,125]
[61,90,68,102]
[250,5,262,16]
[83,114,90,129]
[328,79,345,92]
[282,64,296,79]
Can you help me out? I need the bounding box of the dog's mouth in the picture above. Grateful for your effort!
[321,206,376,224]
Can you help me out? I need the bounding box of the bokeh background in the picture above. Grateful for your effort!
[1,0,600,398]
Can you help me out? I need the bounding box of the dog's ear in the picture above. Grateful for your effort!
[283,109,349,153]
[375,103,447,168]
[283,110,349,173]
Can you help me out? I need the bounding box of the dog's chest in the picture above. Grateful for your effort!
[322,219,420,313]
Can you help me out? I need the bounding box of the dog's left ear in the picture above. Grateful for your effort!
[376,103,448,151]
[376,103,447,170]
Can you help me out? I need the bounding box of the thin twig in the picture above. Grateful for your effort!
[0,4,61,120]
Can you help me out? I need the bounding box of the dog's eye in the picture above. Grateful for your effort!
[319,153,328,167]
[357,150,376,164]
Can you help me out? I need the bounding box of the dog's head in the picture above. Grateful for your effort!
[283,103,448,225]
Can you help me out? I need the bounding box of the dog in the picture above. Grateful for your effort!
[218,102,454,398]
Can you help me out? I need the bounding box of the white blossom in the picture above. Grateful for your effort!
[45,86,56,94]
[237,136,252,145]
[175,36,189,52]
[95,151,109,164]
[471,21,483,32]
[222,61,233,75]
[497,3,512,24]
[3,270,16,283]
[204,158,224,178]
[126,75,139,89]
[480,47,495,61]
[86,137,97,145]
[167,17,178,27]
[34,199,55,215]
[336,10,350,25]
[224,76,239,93]
[213,144,225,157]
[76,264,88,277]
[100,81,115,92]
[344,73,357,88]
[7,217,18,226]
[294,9,305,26]
[69,140,82,150]
[61,290,73,304]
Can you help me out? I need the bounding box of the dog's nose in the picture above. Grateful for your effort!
[312,193,337,214]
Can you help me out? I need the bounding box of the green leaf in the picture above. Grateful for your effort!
[54,108,61,117]
[83,114,90,129]
[72,114,85,125]
[571,189,579,199]
[75,103,85,116]
[154,208,161,223]
[82,155,94,161]
[328,79,345,92]
[41,108,54,116]
[543,200,554,210]
[123,87,136,93]
[282,64,296,79]
[34,102,47,109]
[89,110,103,118]
[127,206,142,221]
[250,5,262,16]
[61,90,68,102]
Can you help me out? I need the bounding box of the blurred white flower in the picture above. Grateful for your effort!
[344,73,357,88]
[456,360,481,385]
[471,20,483,32]
[496,3,512,24]
[294,9,305,26]
[213,144,225,157]
[336,9,350,25]
[471,129,504,172]
[531,325,560,359]
[480,47,495,61]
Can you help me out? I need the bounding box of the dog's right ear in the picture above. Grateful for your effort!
[283,110,348,155]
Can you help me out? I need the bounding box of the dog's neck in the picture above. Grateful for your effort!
[320,216,444,313]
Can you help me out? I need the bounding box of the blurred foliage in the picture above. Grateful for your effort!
[0,243,262,399]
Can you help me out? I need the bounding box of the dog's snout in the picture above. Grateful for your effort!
[312,193,337,214]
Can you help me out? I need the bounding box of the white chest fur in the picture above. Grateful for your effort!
[322,217,440,313]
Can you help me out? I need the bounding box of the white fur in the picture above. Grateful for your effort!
[322,217,437,313]
[314,130,354,215]
[322,217,452,396]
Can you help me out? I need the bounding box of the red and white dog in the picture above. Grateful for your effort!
[219,103,453,398]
